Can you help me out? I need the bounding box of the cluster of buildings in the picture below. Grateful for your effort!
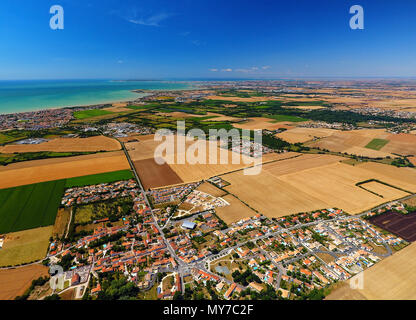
[220,139,275,158]
[61,179,140,206]
[351,106,416,121]
[176,190,229,217]
[101,122,154,138]
[0,108,73,131]
[148,182,200,205]
[298,121,355,131]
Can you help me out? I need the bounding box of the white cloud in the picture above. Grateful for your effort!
[127,12,173,27]
[262,65,271,70]
[221,68,233,72]
[209,68,219,72]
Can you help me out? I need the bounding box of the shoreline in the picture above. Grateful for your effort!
[0,80,198,116]
[0,87,198,117]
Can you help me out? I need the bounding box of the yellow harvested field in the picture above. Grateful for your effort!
[342,146,395,158]
[306,129,416,157]
[0,264,49,300]
[127,139,164,161]
[360,181,409,200]
[196,182,227,197]
[275,127,337,143]
[0,136,121,153]
[0,226,53,267]
[381,133,416,155]
[127,135,299,185]
[215,194,258,225]
[357,162,416,193]
[0,151,129,189]
[219,155,416,219]
[222,170,327,218]
[233,118,294,130]
[326,242,416,300]
[263,154,342,176]
[279,162,416,214]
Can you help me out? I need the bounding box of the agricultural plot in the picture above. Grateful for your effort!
[220,155,416,219]
[0,180,65,234]
[127,136,266,186]
[215,194,257,224]
[196,182,227,197]
[326,242,416,300]
[73,109,114,119]
[0,135,121,153]
[275,127,337,143]
[365,138,390,150]
[307,129,415,158]
[264,114,308,123]
[65,169,133,188]
[369,211,416,242]
[359,181,409,200]
[233,117,294,130]
[381,133,416,156]
[0,264,49,300]
[222,170,327,218]
[0,151,129,189]
[0,226,53,267]
[134,158,183,190]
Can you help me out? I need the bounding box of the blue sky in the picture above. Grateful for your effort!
[0,0,416,80]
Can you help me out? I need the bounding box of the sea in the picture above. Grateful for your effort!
[0,80,193,115]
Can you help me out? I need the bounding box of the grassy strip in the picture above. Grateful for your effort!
[73,109,114,119]
[365,138,390,150]
[65,170,133,188]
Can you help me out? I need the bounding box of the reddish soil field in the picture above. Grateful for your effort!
[369,211,416,242]
[133,158,183,189]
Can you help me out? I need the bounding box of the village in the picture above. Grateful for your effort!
[45,167,409,300]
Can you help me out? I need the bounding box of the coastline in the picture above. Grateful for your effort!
[0,80,197,116]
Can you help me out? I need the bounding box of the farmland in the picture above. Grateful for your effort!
[215,194,257,224]
[0,264,49,300]
[369,211,416,242]
[233,117,294,130]
[0,151,130,189]
[326,242,416,300]
[0,180,65,234]
[275,127,337,143]
[134,158,183,190]
[220,154,416,218]
[0,226,53,267]
[0,135,121,153]
[65,169,133,188]
[264,114,308,123]
[73,109,114,119]
[365,138,390,150]
[308,129,416,158]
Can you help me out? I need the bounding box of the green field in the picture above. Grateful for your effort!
[73,109,114,119]
[365,138,390,150]
[264,114,308,123]
[0,180,66,234]
[65,170,134,188]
